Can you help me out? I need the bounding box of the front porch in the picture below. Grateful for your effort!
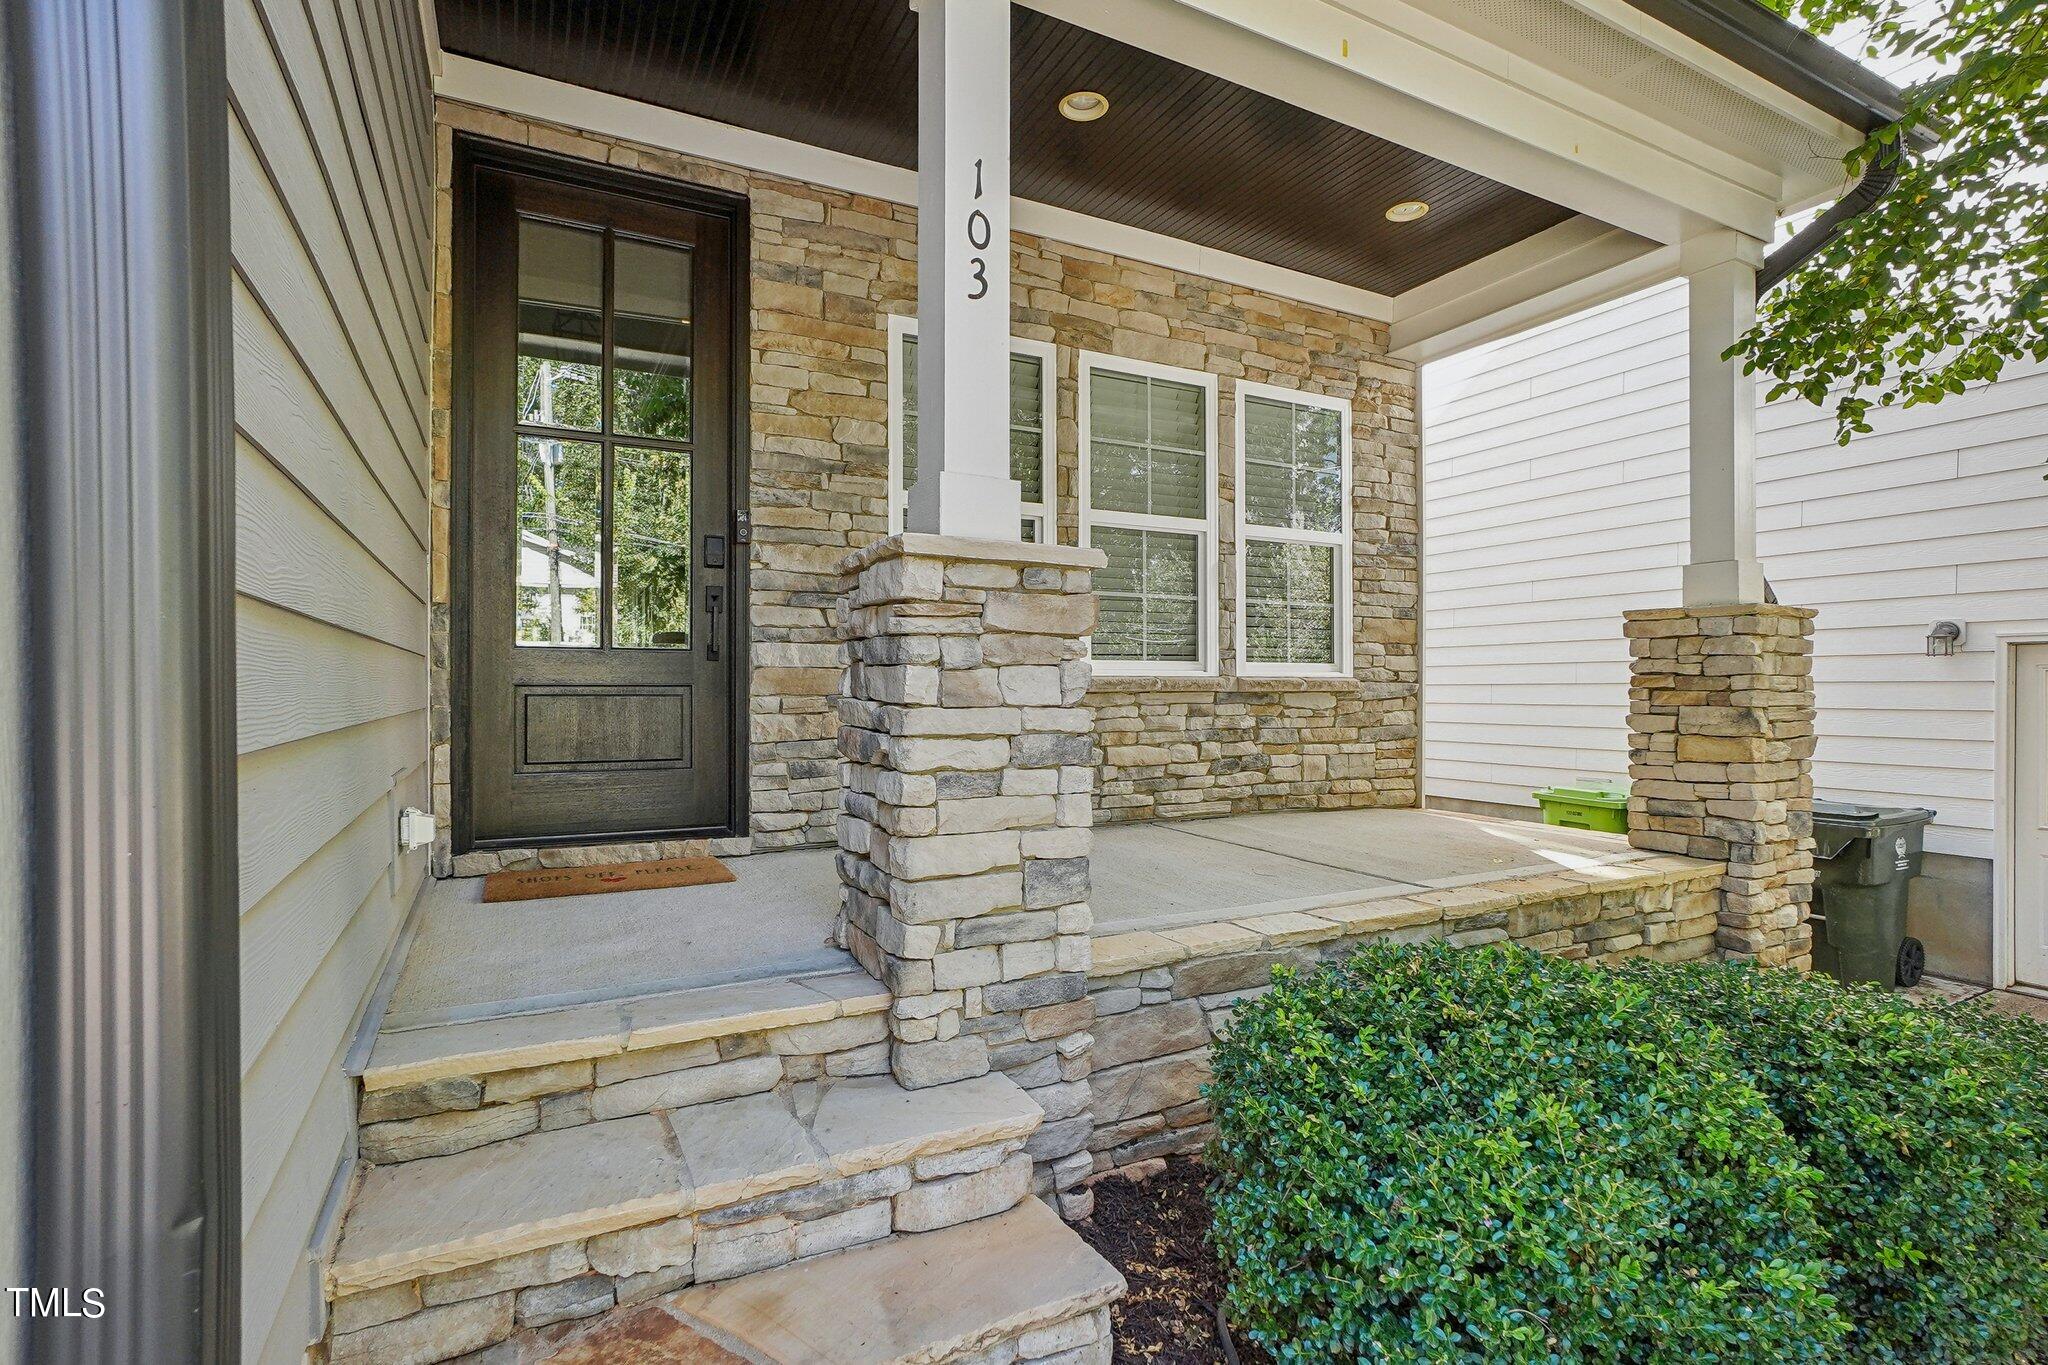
[373,805,1692,1039]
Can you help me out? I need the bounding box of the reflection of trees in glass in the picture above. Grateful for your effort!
[1245,541,1335,666]
[518,349,600,430]
[613,368,691,442]
[612,447,691,647]
[1245,398,1341,532]
[515,433,600,646]
[1096,527,1198,662]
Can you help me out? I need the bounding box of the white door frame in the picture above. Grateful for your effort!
[1993,630,2048,990]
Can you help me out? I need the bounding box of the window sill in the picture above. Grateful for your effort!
[1086,673,1365,693]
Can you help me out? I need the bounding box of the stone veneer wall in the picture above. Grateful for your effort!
[1624,604,1817,969]
[429,100,1419,875]
[1078,860,1724,1178]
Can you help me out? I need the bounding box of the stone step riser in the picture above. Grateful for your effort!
[328,1140,1037,1364]
[359,1009,891,1164]
[339,1198,1122,1365]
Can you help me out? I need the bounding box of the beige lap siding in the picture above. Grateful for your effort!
[430,100,1419,875]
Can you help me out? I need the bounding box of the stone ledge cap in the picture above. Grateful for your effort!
[1087,859,1727,975]
[842,532,1106,576]
[1624,604,1817,621]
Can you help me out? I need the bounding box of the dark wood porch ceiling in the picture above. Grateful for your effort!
[434,0,1583,297]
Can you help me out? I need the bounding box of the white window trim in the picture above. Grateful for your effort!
[1232,380,1354,680]
[1077,350,1221,679]
[885,313,1057,542]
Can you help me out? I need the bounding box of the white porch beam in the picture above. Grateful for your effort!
[1016,0,1782,244]
[1388,218,1675,361]
[908,0,1022,541]
[1681,230,1768,606]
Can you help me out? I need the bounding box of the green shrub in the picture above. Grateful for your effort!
[1645,962,2048,1362]
[1207,943,1844,1362]
[1207,943,2048,1363]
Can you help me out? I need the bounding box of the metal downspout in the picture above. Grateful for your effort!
[1756,144,1905,293]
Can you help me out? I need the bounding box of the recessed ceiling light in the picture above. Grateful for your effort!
[1384,199,1430,222]
[1058,91,1109,122]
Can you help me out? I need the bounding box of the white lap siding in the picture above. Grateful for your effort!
[1422,278,2048,862]
[228,0,434,1358]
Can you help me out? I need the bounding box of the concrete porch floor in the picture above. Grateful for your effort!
[378,808,1658,1031]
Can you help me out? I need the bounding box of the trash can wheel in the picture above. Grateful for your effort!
[1896,936,1926,989]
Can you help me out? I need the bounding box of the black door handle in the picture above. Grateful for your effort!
[704,585,724,662]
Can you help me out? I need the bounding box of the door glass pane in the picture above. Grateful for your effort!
[516,220,602,432]
[1094,526,1200,664]
[612,446,692,648]
[613,237,694,441]
[1243,539,1336,666]
[516,436,601,646]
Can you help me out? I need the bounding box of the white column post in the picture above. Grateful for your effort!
[1681,231,1768,607]
[909,0,1023,541]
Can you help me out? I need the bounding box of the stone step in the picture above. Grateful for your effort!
[355,968,893,1163]
[324,1071,1046,1354]
[336,1197,1123,1365]
[573,1198,1120,1363]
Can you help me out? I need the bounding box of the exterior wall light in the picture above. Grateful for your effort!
[1058,91,1109,121]
[1384,200,1430,222]
[1925,620,1964,657]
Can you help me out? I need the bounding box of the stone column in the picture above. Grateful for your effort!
[836,533,1105,1215]
[1624,604,1817,969]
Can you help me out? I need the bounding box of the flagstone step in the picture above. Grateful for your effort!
[325,1070,1044,1326]
[538,1198,1123,1364]
[363,967,891,1092]
[354,969,897,1163]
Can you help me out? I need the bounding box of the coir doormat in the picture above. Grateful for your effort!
[481,856,737,903]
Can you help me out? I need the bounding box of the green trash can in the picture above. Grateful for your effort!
[1532,780,1630,834]
[1810,800,1936,987]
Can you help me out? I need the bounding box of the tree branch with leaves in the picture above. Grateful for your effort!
[1735,0,2048,441]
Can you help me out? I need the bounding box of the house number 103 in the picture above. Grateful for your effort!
[966,157,991,300]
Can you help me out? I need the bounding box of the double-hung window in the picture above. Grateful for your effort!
[1235,382,1350,677]
[886,314,1055,542]
[1079,353,1218,676]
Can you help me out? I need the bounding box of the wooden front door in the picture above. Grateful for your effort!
[458,150,745,849]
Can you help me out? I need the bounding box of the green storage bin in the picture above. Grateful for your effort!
[1533,780,1630,834]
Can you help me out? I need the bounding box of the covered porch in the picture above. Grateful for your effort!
[372,805,1689,1038]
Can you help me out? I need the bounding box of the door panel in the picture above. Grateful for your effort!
[2015,645,2048,987]
[461,162,740,846]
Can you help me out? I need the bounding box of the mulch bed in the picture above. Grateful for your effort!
[1075,1157,1268,1365]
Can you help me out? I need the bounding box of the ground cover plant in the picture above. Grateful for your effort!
[1207,942,2048,1362]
